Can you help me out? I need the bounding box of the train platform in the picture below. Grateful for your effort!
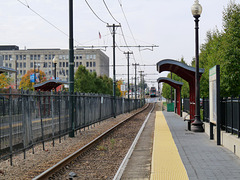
[121,103,240,179]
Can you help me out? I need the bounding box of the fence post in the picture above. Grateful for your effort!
[8,88,13,166]
[58,92,61,143]
[21,89,27,159]
[238,95,240,138]
[51,90,55,147]
[28,90,34,154]
[38,90,45,150]
[231,96,234,134]
[225,97,228,132]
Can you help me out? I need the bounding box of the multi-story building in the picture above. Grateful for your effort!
[0,45,109,87]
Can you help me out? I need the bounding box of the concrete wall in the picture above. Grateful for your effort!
[204,122,240,158]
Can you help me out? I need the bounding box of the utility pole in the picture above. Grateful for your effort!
[107,24,121,118]
[69,0,74,137]
[132,63,139,108]
[124,51,133,100]
[139,71,144,99]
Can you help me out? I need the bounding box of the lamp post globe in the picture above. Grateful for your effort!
[52,56,58,79]
[191,0,204,132]
[191,0,202,17]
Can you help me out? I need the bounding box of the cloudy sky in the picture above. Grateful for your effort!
[0,0,235,87]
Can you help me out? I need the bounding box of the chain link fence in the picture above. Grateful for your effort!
[0,88,144,165]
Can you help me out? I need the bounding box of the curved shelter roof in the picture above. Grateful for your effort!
[0,66,17,74]
[156,59,204,82]
[33,80,68,91]
[157,77,183,89]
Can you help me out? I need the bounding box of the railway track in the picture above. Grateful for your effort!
[33,103,154,180]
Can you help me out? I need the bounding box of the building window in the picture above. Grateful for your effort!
[59,62,62,67]
[86,55,89,60]
[66,70,68,75]
[43,62,47,68]
[16,55,19,60]
[30,62,33,68]
[89,55,93,60]
[63,62,65,67]
[38,55,41,60]
[9,55,12,60]
[66,62,68,67]
[5,63,8,67]
[34,55,37,60]
[93,54,96,59]
[86,62,89,67]
[20,55,23,60]
[23,55,26,60]
[49,54,51,60]
[93,62,96,67]
[90,62,92,67]
[23,62,26,68]
[80,62,82,65]
[90,70,92,72]
[45,55,48,60]
[23,70,26,75]
[76,62,79,67]
[20,63,22,68]
[30,55,33,60]
[48,62,51,67]
[20,70,22,75]
[5,55,8,60]
[9,63,12,68]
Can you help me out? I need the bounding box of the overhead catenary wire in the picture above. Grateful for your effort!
[16,0,83,45]
[85,0,108,25]
[17,0,69,37]
[102,0,120,24]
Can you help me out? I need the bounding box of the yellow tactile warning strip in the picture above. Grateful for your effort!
[150,111,189,180]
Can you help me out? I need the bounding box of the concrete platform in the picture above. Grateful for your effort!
[121,102,240,179]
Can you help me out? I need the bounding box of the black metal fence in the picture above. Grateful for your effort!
[0,88,144,164]
[202,96,240,136]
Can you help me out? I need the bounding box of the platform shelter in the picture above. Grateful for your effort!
[157,77,183,116]
[33,80,68,91]
[157,59,204,120]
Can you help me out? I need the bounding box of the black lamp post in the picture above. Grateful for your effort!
[191,0,204,132]
[52,56,57,79]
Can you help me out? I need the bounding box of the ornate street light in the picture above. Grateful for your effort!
[191,0,204,132]
[52,56,58,79]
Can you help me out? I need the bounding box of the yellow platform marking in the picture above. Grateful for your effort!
[151,111,188,180]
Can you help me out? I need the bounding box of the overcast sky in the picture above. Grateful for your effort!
[0,0,236,87]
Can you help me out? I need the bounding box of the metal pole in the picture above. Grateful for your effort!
[15,60,17,89]
[69,0,75,137]
[192,15,203,132]
[113,24,116,118]
[107,24,121,118]
[54,63,57,79]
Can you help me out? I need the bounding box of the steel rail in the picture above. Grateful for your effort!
[33,103,150,180]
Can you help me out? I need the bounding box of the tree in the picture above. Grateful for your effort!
[199,1,240,97]
[0,73,10,88]
[74,65,121,96]
[19,69,46,90]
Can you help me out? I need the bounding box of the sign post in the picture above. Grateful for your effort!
[209,65,221,145]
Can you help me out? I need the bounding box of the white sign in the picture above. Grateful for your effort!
[209,66,217,124]
[121,85,125,92]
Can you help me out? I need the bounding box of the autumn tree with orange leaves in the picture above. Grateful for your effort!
[19,69,46,90]
[0,73,10,88]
